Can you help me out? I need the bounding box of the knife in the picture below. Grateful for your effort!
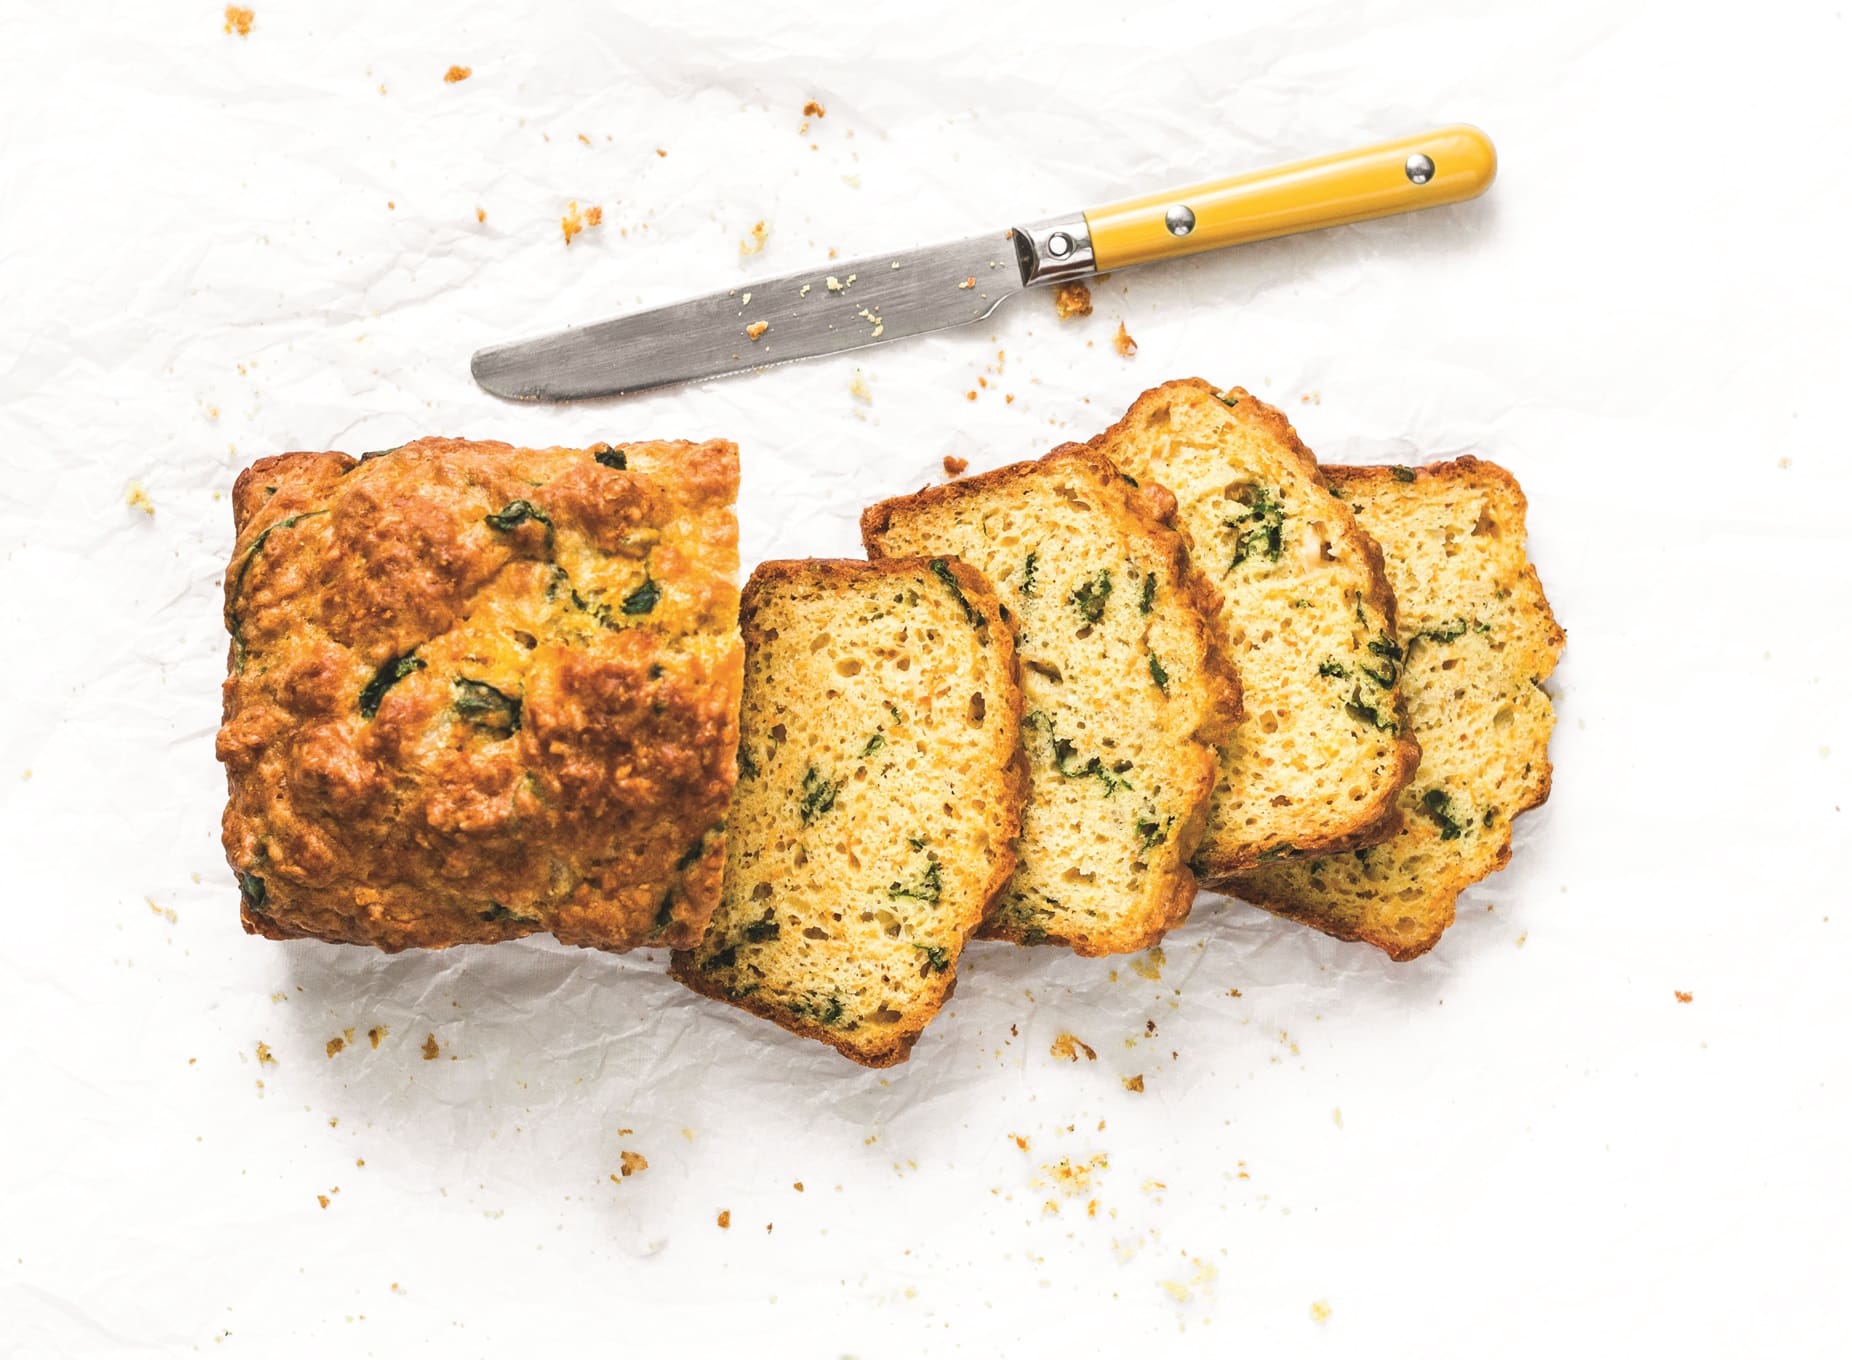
[471,125,1495,402]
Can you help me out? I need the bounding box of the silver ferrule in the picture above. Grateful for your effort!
[1010,214,1097,286]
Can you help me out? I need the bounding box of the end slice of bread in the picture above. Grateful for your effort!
[671,558,1026,1067]
[1089,380,1421,873]
[1221,457,1565,960]
[863,446,1237,957]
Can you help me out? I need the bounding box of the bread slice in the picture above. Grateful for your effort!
[862,446,1238,957]
[1088,380,1421,873]
[1221,457,1565,959]
[671,558,1026,1067]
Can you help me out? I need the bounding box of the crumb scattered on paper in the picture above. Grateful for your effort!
[1050,1032,1097,1062]
[561,201,602,245]
[958,276,976,289]
[1130,946,1164,981]
[745,320,769,340]
[317,1194,329,1209]
[942,455,968,477]
[1675,990,1693,1003]
[1039,1153,1107,1197]
[475,206,485,223]
[849,368,871,404]
[1311,1300,1333,1324]
[1010,1133,1030,1151]
[367,1026,386,1049]
[740,220,769,256]
[326,1036,345,1058]
[1112,321,1137,357]
[716,1210,731,1228]
[802,99,826,118]
[617,1150,649,1178]
[1053,281,1092,320]
[1123,1074,1144,1092]
[223,6,253,37]
[255,1042,276,1067]
[146,898,176,924]
[443,65,471,83]
[126,482,154,517]
[420,1033,439,1061]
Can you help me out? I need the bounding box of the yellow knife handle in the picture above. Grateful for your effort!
[1083,125,1496,273]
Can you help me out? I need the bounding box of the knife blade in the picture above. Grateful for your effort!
[472,125,1495,402]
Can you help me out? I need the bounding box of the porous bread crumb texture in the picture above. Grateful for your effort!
[1225,457,1564,959]
[863,446,1238,957]
[672,558,1027,1068]
[216,437,743,954]
[1089,380,1420,872]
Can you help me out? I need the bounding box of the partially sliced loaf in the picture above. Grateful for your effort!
[862,446,1238,957]
[671,558,1026,1067]
[1222,457,1565,960]
[1089,380,1421,873]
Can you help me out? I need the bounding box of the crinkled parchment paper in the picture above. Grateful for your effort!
[1,0,1848,1353]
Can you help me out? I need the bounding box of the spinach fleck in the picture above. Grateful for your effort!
[1416,788,1468,839]
[1224,485,1286,570]
[889,856,943,904]
[859,732,886,757]
[621,576,661,615]
[1135,812,1172,850]
[453,678,521,735]
[929,558,981,629]
[236,871,267,911]
[484,500,551,534]
[1070,570,1112,623]
[232,509,328,603]
[1392,466,1417,483]
[742,911,780,943]
[1148,653,1170,693]
[1139,572,1157,614]
[592,444,628,470]
[1318,660,1349,679]
[359,653,425,719]
[914,944,951,973]
[1020,551,1039,597]
[799,766,843,823]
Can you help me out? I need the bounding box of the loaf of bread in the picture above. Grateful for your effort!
[672,558,1026,1067]
[862,447,1238,956]
[1221,457,1564,959]
[1088,380,1420,873]
[216,437,743,952]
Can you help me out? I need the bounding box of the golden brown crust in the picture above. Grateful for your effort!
[1079,379,1421,871]
[670,557,1027,1067]
[1223,455,1564,960]
[218,436,742,953]
[863,444,1235,957]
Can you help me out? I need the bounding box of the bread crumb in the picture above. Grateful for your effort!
[317,1194,329,1209]
[367,1026,386,1049]
[716,1209,731,1228]
[1112,321,1137,358]
[942,455,968,477]
[618,1150,649,1177]
[223,6,253,37]
[576,133,591,146]
[849,368,872,404]
[561,201,602,245]
[475,206,486,224]
[745,320,769,340]
[1039,1153,1107,1196]
[326,1036,345,1058]
[740,220,769,256]
[420,1033,439,1060]
[792,1181,804,1192]
[1332,1107,1343,1129]
[443,65,471,83]
[1010,1134,1030,1151]
[802,99,826,118]
[1050,1032,1097,1062]
[1310,1300,1333,1324]
[126,482,155,517]
[255,1042,276,1067]
[958,276,976,289]
[1227,988,1242,998]
[1161,1280,1190,1302]
[1675,990,1693,1004]
[1053,281,1093,320]
[146,898,176,924]
[965,390,977,401]
[1122,1074,1144,1092]
[1130,946,1165,981]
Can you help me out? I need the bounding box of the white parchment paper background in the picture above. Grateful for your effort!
[1,0,1847,1354]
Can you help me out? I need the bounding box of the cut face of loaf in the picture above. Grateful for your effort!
[1223,457,1565,960]
[862,447,1238,957]
[1089,380,1421,873]
[671,558,1026,1068]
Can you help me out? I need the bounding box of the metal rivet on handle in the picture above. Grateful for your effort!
[1405,152,1435,185]
[1047,231,1073,259]
[1164,204,1196,237]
